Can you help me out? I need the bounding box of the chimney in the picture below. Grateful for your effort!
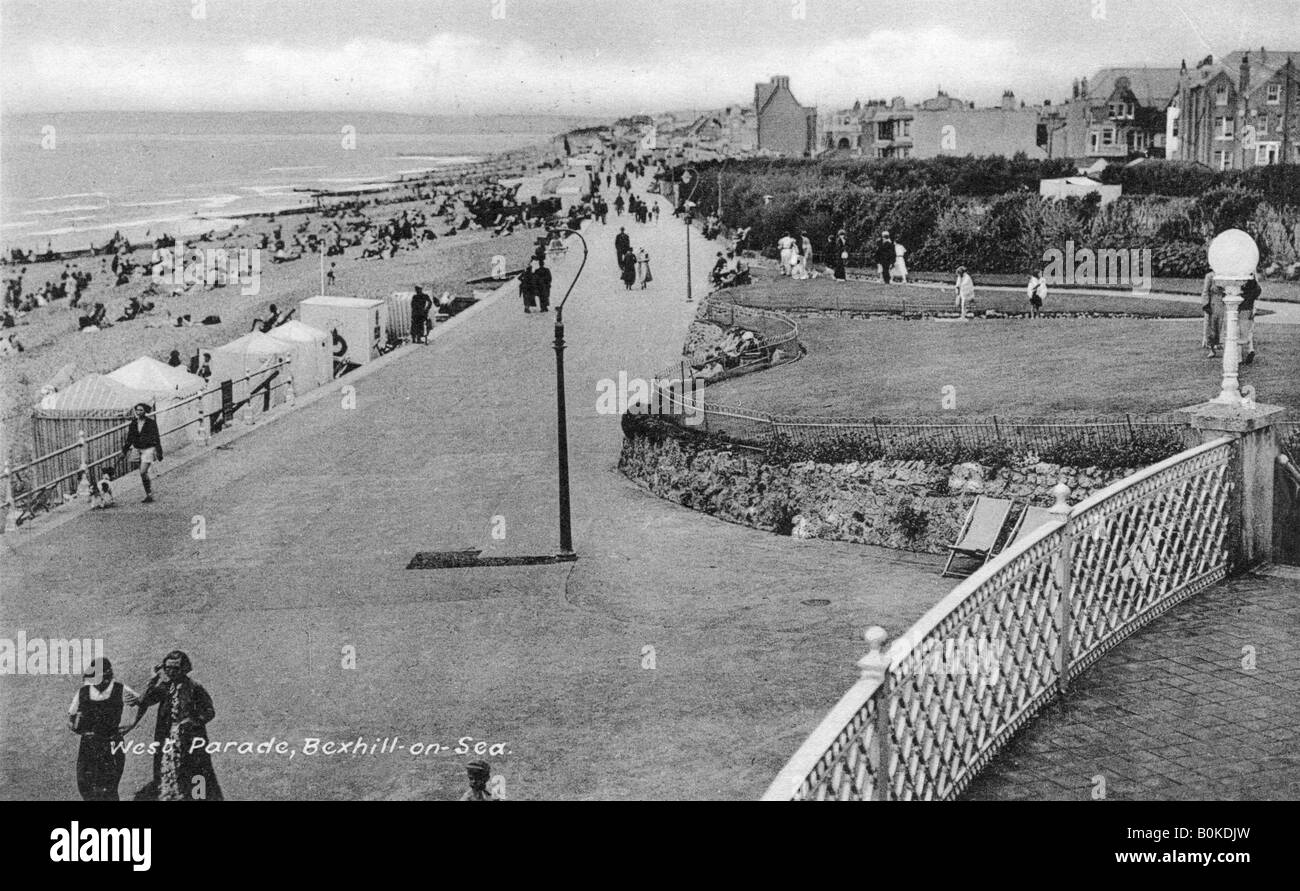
[1261,46,1267,65]
[1240,52,1250,95]
[1080,76,1089,97]
[1002,89,1016,110]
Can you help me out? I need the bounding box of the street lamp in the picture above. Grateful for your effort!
[679,165,700,301]
[1206,228,1260,406]
[547,225,588,556]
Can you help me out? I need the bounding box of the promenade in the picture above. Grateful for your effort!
[964,568,1300,801]
[0,186,953,800]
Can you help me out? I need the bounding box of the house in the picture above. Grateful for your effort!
[909,91,1047,159]
[755,75,817,157]
[1169,49,1300,169]
[1049,67,1183,162]
[819,90,1048,159]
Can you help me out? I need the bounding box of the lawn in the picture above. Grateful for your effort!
[705,313,1300,417]
[711,275,1205,318]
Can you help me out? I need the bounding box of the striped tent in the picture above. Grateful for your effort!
[31,374,149,498]
[108,356,210,454]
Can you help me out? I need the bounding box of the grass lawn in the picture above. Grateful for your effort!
[906,271,1300,304]
[712,275,1205,318]
[705,313,1300,417]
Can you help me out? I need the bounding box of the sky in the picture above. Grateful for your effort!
[2,0,1298,116]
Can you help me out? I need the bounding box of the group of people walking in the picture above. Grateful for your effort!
[1202,270,1261,363]
[519,257,554,312]
[614,227,652,290]
[69,651,222,801]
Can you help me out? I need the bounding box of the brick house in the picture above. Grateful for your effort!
[755,75,817,157]
[1049,67,1182,162]
[1169,49,1300,169]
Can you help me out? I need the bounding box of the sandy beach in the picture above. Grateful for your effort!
[1,164,560,463]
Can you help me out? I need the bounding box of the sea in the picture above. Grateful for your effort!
[0,111,576,255]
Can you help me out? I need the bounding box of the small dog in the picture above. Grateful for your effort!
[90,470,116,509]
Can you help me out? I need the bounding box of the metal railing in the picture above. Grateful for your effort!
[762,435,1235,800]
[3,360,292,518]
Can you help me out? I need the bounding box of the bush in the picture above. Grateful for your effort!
[685,155,1299,279]
[1036,429,1186,470]
[626,415,1186,475]
[890,500,931,548]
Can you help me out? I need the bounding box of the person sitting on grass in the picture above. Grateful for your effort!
[251,304,281,333]
[116,295,153,322]
[710,252,728,288]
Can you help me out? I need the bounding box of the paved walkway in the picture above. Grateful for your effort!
[0,183,953,801]
[963,569,1300,801]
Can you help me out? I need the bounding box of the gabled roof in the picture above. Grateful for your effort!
[1089,67,1183,105]
[1221,50,1300,70]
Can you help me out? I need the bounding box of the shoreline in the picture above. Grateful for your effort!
[3,140,562,260]
[0,138,575,463]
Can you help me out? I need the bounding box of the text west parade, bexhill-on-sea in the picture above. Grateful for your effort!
[1,111,595,256]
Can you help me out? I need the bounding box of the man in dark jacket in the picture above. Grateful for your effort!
[831,230,850,281]
[535,258,553,313]
[519,264,538,314]
[614,227,631,269]
[410,286,433,344]
[874,232,896,283]
[122,402,163,503]
[1239,274,1261,364]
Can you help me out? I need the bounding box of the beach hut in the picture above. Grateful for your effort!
[265,320,333,393]
[31,374,149,498]
[208,332,294,415]
[107,356,210,452]
[298,296,388,369]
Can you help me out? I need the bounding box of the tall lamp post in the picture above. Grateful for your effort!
[547,225,588,556]
[1206,228,1260,406]
[679,165,700,301]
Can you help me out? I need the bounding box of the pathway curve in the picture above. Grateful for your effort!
[0,182,953,801]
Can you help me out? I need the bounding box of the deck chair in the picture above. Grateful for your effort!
[1005,505,1059,550]
[941,496,1014,578]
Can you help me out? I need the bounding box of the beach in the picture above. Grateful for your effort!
[0,152,565,464]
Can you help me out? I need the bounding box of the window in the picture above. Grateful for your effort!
[1256,143,1280,165]
[898,119,911,137]
[1109,101,1136,119]
[877,121,892,141]
[1102,127,1116,146]
[1257,117,1269,135]
[1267,83,1282,104]
[1215,150,1232,170]
[1217,117,1234,139]
[1215,83,1229,106]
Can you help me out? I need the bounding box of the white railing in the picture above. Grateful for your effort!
[762,435,1235,801]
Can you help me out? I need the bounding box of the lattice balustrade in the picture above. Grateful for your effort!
[1064,439,1233,678]
[763,436,1236,802]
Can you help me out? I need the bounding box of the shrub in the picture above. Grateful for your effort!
[890,500,931,548]
[1037,428,1186,470]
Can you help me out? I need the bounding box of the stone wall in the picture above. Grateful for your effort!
[619,426,1138,554]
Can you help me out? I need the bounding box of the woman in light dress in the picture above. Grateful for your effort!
[635,248,653,289]
[892,241,909,284]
